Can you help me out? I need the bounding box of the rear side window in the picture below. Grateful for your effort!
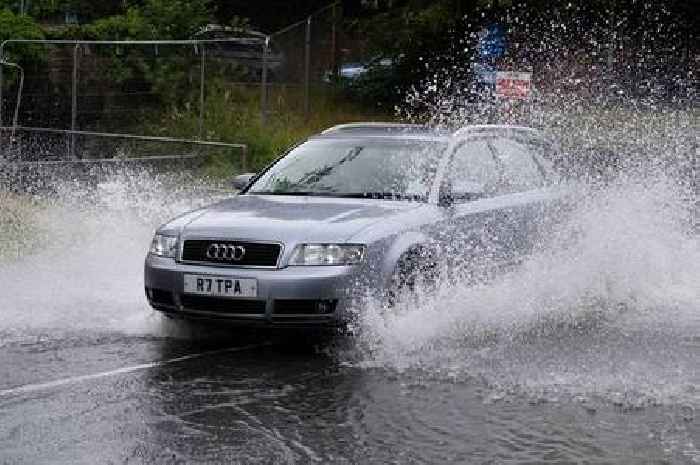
[490,138,545,191]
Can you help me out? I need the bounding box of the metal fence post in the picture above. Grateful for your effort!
[70,43,79,159]
[304,16,311,119]
[331,2,338,79]
[11,63,24,140]
[199,42,205,140]
[260,36,269,125]
[0,41,5,153]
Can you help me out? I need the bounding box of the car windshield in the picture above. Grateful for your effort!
[247,138,445,201]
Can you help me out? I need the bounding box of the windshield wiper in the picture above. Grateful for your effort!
[248,191,317,196]
[334,192,426,201]
[248,191,426,201]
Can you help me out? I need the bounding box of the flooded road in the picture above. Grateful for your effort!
[0,153,698,463]
[0,329,697,464]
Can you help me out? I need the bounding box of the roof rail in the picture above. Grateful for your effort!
[319,122,544,140]
[321,122,435,135]
[451,125,541,138]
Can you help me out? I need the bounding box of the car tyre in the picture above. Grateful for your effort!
[386,248,437,308]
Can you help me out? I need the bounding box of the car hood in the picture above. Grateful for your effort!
[178,194,422,243]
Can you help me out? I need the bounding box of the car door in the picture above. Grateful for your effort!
[487,134,555,262]
[429,137,515,280]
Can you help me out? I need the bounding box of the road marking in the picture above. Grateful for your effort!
[0,343,269,398]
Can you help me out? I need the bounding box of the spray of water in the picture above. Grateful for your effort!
[351,165,698,407]
[0,169,223,344]
[358,11,697,406]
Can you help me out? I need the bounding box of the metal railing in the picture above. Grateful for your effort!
[0,125,248,169]
[0,57,24,142]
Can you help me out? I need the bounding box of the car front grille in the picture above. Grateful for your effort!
[181,240,281,267]
[180,295,266,314]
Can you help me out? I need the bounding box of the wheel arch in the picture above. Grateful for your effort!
[379,231,438,289]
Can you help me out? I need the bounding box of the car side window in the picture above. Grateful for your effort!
[445,140,502,200]
[526,140,558,183]
[490,137,545,191]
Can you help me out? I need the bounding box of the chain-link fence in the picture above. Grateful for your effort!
[264,2,342,121]
[0,38,256,169]
[0,1,348,167]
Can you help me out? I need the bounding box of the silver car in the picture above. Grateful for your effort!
[144,123,562,327]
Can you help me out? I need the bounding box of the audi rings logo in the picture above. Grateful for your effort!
[206,243,246,261]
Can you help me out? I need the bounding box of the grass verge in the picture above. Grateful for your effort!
[139,82,390,177]
[0,191,42,261]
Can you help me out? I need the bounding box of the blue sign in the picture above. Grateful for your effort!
[477,24,507,61]
[473,63,496,85]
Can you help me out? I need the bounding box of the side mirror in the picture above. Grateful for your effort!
[232,172,256,190]
[438,185,454,207]
[439,180,486,207]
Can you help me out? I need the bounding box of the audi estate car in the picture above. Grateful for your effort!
[144,123,563,327]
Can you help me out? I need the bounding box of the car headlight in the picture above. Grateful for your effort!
[149,234,179,258]
[289,244,366,266]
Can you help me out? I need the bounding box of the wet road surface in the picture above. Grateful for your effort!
[0,326,697,464]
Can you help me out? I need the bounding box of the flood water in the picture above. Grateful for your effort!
[0,122,698,463]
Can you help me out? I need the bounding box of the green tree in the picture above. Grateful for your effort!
[0,0,127,21]
[0,8,45,63]
[140,0,211,39]
[80,1,214,104]
[87,0,211,40]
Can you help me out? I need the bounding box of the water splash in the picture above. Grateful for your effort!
[0,168,224,342]
[353,173,699,407]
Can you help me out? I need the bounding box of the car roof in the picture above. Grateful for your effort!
[315,122,544,142]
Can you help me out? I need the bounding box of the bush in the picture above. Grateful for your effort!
[140,82,390,176]
[0,9,45,65]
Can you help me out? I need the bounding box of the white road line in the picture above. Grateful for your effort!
[0,343,269,398]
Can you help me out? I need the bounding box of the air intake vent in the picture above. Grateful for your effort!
[274,299,337,315]
[180,295,266,314]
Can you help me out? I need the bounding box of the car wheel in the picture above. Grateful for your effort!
[386,248,437,307]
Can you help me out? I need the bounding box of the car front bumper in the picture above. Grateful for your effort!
[144,254,361,327]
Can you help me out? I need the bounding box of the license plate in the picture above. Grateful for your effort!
[183,274,257,298]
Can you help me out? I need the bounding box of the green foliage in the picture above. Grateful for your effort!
[84,0,212,40]
[87,8,149,39]
[59,1,215,104]
[1,0,125,21]
[0,190,43,262]
[140,0,212,39]
[0,9,45,63]
[139,83,389,176]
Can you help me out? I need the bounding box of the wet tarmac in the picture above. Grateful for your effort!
[0,326,698,464]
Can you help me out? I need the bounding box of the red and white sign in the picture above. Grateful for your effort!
[495,71,532,99]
